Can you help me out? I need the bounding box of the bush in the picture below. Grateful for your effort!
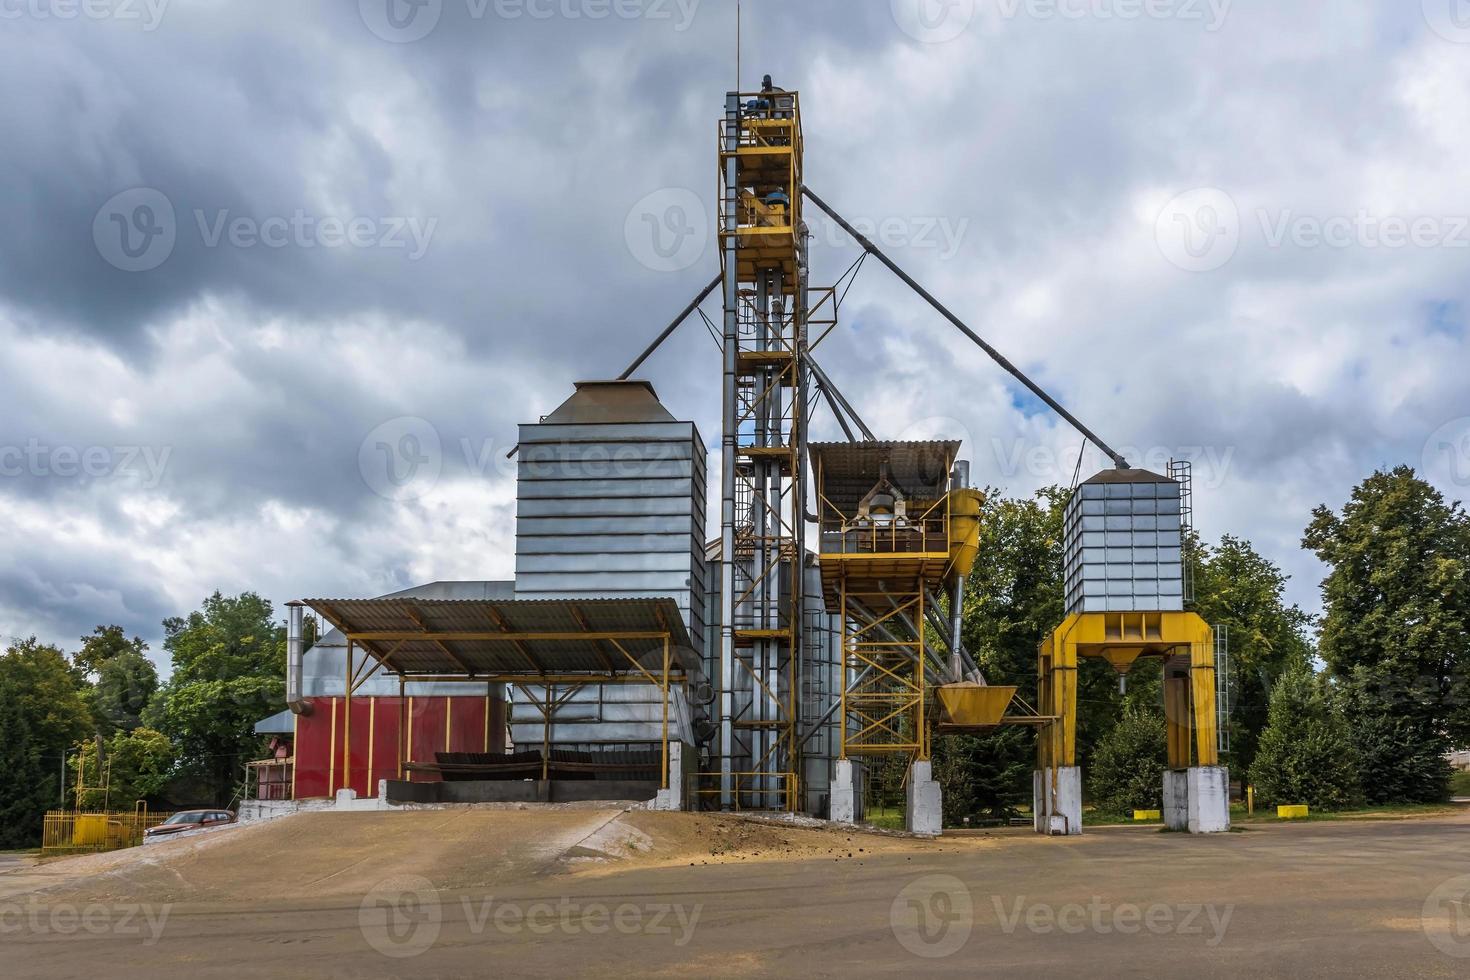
[1249,667,1362,810]
[1339,704,1451,804]
[1088,706,1168,816]
[933,726,1033,824]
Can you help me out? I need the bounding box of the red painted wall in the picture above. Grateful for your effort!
[292,694,505,799]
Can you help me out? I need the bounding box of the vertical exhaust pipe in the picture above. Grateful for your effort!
[287,601,312,715]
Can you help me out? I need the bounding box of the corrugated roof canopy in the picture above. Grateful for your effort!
[300,596,696,679]
[809,440,961,515]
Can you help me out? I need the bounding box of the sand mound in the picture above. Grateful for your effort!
[10,806,960,906]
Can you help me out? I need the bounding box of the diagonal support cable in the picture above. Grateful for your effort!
[806,356,876,441]
[801,184,1129,468]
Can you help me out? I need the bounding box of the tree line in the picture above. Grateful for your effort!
[0,592,286,848]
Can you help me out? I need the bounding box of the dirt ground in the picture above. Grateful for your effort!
[2,806,1468,978]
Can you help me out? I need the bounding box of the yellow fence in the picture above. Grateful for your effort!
[41,810,176,856]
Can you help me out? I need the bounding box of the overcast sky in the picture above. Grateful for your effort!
[2,0,1468,673]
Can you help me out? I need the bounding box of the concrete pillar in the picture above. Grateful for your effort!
[905,760,942,836]
[1163,766,1230,833]
[1162,769,1189,831]
[1032,767,1082,835]
[830,758,858,823]
[652,741,685,812]
[1188,765,1230,832]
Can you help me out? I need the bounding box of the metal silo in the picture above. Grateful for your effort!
[1062,468,1185,615]
[511,380,708,757]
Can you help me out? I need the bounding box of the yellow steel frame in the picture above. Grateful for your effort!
[839,585,929,759]
[1037,611,1219,775]
[815,458,958,764]
[718,90,803,286]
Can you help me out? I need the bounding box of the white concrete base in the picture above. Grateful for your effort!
[830,759,858,823]
[1163,770,1189,831]
[1033,767,1082,835]
[905,760,942,836]
[333,782,391,812]
[1163,767,1231,833]
[649,742,686,812]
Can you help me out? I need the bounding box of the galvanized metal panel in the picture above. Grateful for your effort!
[1063,469,1185,614]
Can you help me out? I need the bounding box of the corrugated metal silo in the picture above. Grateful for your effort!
[1062,468,1185,614]
[514,380,707,653]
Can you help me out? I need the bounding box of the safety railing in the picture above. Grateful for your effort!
[816,494,951,556]
[687,771,797,812]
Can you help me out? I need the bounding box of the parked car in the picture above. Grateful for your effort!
[143,809,236,839]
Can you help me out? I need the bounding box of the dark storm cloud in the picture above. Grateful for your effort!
[2,0,1469,660]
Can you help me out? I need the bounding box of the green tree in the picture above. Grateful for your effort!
[1248,666,1362,810]
[0,637,93,760]
[93,650,160,733]
[0,688,52,848]
[1334,668,1452,804]
[144,592,285,805]
[74,624,149,678]
[1191,534,1315,776]
[933,727,1034,823]
[74,728,177,810]
[1088,706,1168,816]
[1303,466,1469,801]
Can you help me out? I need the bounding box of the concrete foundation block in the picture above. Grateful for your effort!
[1032,767,1082,835]
[830,759,858,823]
[905,760,942,836]
[1163,770,1190,831]
[1163,766,1231,833]
[650,742,685,812]
[1188,766,1231,833]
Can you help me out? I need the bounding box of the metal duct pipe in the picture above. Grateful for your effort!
[286,601,311,715]
[948,460,972,684]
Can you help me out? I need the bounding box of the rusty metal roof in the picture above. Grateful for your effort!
[809,440,961,514]
[299,596,695,678]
